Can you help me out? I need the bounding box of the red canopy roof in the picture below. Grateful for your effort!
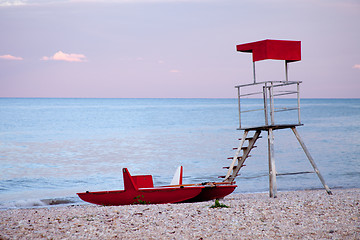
[236,39,301,62]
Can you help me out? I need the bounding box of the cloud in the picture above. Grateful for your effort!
[0,0,210,7]
[0,54,23,60]
[69,0,211,3]
[353,64,360,69]
[41,51,87,62]
[0,1,26,7]
[169,69,180,73]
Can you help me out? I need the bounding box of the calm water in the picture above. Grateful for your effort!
[0,98,359,208]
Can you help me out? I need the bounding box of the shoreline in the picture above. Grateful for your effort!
[0,186,352,211]
[1,188,359,239]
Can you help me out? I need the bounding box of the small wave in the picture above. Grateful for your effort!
[40,198,76,206]
[0,197,79,210]
[1,199,46,209]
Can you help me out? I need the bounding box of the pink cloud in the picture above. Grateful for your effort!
[42,51,87,62]
[353,64,360,69]
[0,54,23,60]
[169,69,180,73]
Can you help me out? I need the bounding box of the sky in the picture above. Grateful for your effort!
[0,0,359,98]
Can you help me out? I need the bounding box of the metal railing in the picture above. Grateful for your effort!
[235,80,302,129]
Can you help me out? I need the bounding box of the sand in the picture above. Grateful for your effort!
[1,188,359,239]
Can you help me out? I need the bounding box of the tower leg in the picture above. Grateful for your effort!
[268,128,277,198]
[291,127,332,195]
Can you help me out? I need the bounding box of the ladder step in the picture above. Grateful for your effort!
[219,174,240,178]
[238,136,262,141]
[228,155,252,159]
[244,146,257,149]
[223,166,235,169]
[233,146,257,150]
[238,137,253,141]
[223,164,246,169]
[220,173,240,178]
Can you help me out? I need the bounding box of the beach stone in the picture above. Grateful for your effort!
[0,188,359,239]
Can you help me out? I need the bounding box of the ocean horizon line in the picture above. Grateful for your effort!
[1,97,359,100]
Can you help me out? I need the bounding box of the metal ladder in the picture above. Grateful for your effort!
[221,130,262,182]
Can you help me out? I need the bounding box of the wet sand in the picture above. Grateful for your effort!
[1,188,359,239]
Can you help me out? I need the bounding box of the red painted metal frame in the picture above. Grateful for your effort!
[236,39,301,62]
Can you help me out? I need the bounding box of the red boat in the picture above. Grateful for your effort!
[77,167,237,206]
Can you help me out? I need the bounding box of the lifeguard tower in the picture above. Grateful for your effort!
[222,39,332,198]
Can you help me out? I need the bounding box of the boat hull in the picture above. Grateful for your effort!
[77,187,203,206]
[182,184,237,203]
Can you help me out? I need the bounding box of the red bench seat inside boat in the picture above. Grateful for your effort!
[132,175,154,188]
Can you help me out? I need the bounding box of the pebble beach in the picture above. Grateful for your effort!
[1,188,359,239]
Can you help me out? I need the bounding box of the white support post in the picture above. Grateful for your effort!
[237,87,241,129]
[291,127,332,195]
[297,83,301,125]
[268,128,277,198]
[253,62,256,83]
[263,83,269,126]
[269,84,275,125]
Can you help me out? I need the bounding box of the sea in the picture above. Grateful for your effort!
[0,98,359,209]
